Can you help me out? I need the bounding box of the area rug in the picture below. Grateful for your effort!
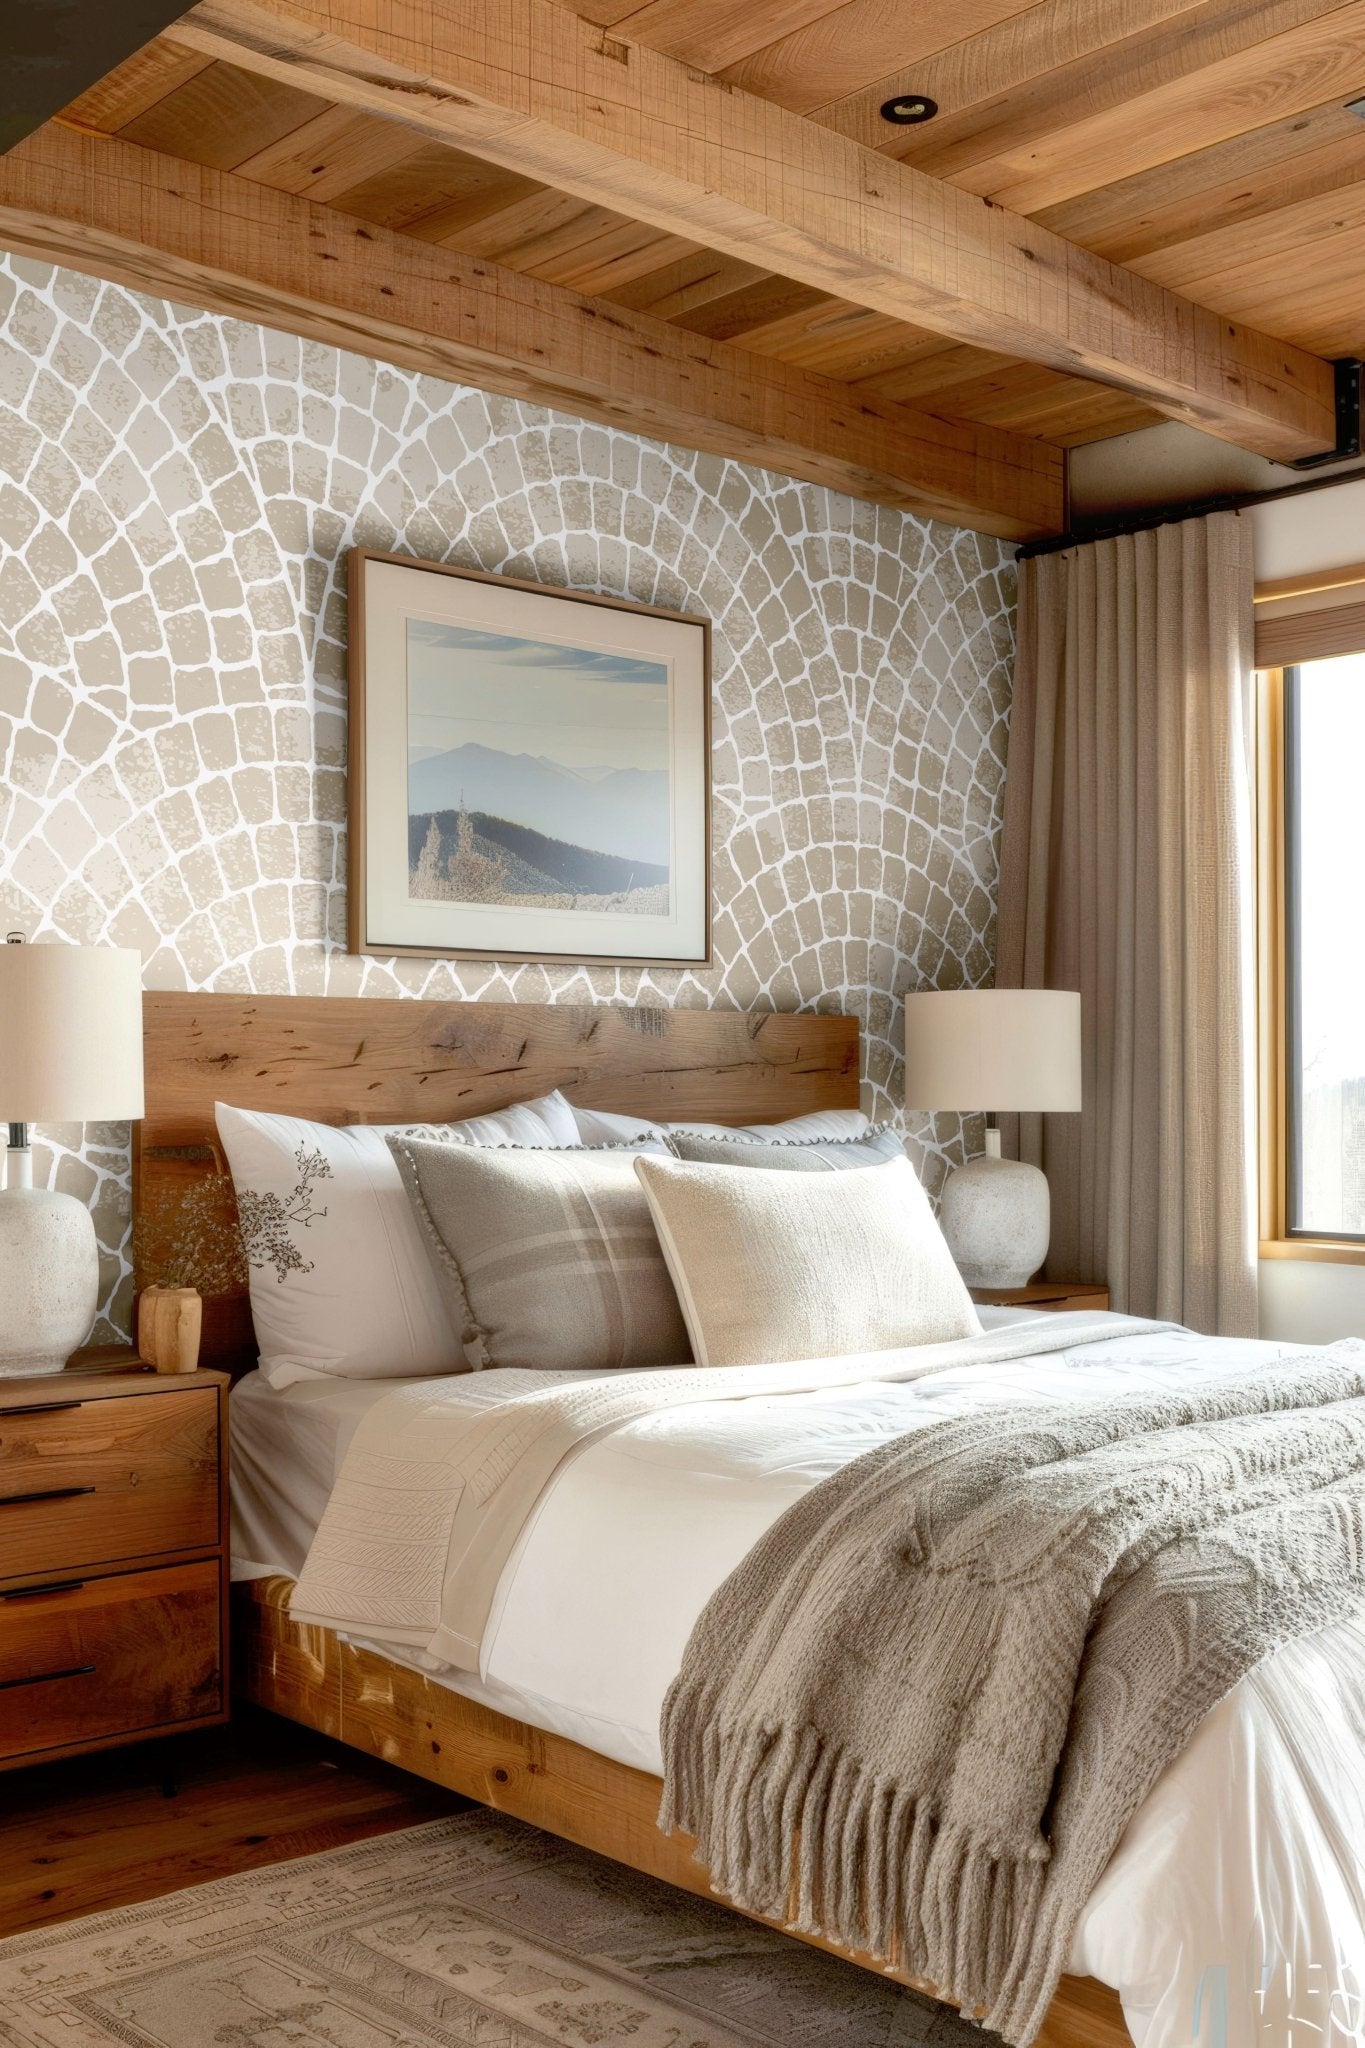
[0,1807,999,2045]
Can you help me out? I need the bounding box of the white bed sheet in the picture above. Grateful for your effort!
[230,1315,1365,2048]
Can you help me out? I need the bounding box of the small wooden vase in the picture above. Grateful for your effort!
[137,1286,203,1374]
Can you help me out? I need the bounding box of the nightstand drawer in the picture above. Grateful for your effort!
[0,1560,220,1760]
[0,1388,218,1577]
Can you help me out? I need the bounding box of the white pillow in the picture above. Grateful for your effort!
[633,1152,981,1368]
[216,1090,579,1387]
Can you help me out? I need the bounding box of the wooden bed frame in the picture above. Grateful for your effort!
[134,990,1131,2048]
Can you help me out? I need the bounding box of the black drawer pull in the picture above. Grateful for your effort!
[0,1485,95,1508]
[0,1663,94,1691]
[0,1402,82,1419]
[1,1580,85,1602]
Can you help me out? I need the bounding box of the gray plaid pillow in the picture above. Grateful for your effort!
[388,1137,691,1372]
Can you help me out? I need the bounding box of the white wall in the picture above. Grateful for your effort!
[1251,475,1365,582]
[1255,478,1365,1341]
[1069,418,1365,525]
[1260,1258,1365,1343]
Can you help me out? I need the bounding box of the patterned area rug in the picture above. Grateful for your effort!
[0,1808,999,2045]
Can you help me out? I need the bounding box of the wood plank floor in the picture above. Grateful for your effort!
[0,1709,463,1938]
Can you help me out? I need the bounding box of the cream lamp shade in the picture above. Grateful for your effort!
[0,943,145,1377]
[0,943,145,1121]
[903,989,1081,1113]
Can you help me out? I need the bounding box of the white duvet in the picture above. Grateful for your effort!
[231,1312,1365,2048]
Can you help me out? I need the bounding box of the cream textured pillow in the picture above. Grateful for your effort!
[633,1153,981,1368]
[215,1090,581,1388]
[389,1138,693,1372]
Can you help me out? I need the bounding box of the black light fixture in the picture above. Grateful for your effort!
[880,93,938,126]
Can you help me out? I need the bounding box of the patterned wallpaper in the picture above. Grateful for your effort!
[0,252,1016,1341]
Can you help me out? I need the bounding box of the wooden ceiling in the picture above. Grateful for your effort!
[2,0,1364,537]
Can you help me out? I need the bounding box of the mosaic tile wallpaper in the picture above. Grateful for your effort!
[0,253,1016,1340]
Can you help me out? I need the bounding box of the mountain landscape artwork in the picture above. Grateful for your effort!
[406,618,672,918]
[349,552,709,966]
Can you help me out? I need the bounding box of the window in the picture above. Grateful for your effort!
[1259,600,1365,1257]
[1283,655,1365,1239]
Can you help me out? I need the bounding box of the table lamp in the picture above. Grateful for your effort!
[904,988,1081,1288]
[0,937,145,1375]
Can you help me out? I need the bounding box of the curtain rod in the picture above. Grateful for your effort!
[1016,457,1365,561]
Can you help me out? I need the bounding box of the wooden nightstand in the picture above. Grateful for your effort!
[0,1357,228,1771]
[970,1281,1110,1314]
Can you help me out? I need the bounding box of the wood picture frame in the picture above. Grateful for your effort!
[347,550,712,967]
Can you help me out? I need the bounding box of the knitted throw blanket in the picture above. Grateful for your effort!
[659,1346,1365,2045]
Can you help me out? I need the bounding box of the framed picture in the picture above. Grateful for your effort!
[347,551,711,966]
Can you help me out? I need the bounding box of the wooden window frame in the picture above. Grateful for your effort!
[1258,636,1365,1265]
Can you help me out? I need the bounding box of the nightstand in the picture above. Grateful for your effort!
[0,1357,228,1771]
[970,1281,1110,1314]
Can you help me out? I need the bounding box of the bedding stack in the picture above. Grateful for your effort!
[214,1090,937,1384]
[221,1086,1365,2048]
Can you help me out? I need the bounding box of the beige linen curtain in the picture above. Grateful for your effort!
[997,509,1258,1336]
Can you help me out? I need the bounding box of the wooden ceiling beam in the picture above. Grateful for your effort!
[578,0,842,76]
[168,0,1342,463]
[0,121,1062,539]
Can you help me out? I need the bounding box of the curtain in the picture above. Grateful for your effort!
[996,509,1258,1337]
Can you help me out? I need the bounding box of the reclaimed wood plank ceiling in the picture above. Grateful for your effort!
[7,0,1365,534]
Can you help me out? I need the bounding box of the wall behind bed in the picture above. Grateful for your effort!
[0,252,1017,1340]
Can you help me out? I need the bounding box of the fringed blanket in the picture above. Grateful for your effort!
[660,1345,1365,2045]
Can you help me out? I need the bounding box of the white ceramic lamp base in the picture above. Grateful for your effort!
[939,1132,1050,1289]
[0,1183,99,1375]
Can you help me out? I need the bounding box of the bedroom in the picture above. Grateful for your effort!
[0,3,1364,2044]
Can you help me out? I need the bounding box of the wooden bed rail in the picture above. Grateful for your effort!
[233,1578,1133,2048]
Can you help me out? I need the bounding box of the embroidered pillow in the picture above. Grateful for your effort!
[633,1153,981,1368]
[215,1091,580,1388]
[388,1138,692,1372]
[664,1126,905,1171]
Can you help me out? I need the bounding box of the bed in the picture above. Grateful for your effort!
[134,992,1365,2048]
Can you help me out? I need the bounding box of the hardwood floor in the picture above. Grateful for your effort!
[0,1707,462,1939]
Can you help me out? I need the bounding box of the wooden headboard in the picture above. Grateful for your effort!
[132,992,860,1374]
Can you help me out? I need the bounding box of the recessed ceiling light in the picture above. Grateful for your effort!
[880,94,938,126]
[1346,95,1365,118]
